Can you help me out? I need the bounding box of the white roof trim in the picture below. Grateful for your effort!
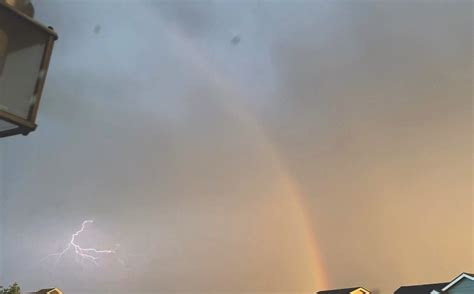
[350,287,370,294]
[441,273,474,291]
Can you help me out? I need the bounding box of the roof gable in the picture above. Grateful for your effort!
[36,288,63,294]
[442,273,474,291]
[350,288,370,294]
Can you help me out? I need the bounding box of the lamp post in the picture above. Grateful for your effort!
[0,0,57,138]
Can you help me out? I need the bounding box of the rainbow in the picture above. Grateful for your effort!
[155,19,330,290]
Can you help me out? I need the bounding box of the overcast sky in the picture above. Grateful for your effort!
[0,1,472,293]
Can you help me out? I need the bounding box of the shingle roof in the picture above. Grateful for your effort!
[35,289,62,294]
[395,283,448,294]
[36,290,56,294]
[317,287,363,294]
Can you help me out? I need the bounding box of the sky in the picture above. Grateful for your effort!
[0,0,472,293]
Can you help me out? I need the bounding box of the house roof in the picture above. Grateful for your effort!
[318,287,369,294]
[36,290,55,294]
[35,288,63,294]
[441,272,474,291]
[394,283,448,294]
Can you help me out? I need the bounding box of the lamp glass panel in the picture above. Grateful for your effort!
[0,5,49,121]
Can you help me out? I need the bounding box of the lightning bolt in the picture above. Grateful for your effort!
[44,220,118,267]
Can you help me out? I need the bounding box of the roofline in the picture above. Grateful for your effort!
[396,282,449,289]
[441,273,474,291]
[317,286,370,293]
